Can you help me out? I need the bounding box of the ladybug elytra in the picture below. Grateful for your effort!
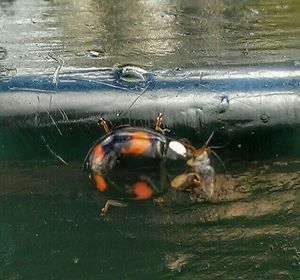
[83,113,215,213]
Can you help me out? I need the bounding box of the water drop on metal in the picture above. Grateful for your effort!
[76,49,105,58]
[0,47,7,60]
[260,113,269,123]
[218,96,229,113]
[119,66,147,82]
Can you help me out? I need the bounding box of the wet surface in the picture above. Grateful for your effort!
[0,159,300,279]
[1,0,300,279]
[1,0,300,74]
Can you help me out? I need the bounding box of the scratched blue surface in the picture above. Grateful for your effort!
[0,67,300,93]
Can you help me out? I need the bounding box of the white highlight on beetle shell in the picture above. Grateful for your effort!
[168,141,187,157]
[101,135,113,145]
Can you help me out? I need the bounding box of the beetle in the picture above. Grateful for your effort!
[83,113,215,213]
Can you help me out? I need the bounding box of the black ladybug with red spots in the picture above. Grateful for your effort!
[83,113,215,213]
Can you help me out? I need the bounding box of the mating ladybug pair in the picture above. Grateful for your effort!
[83,113,215,213]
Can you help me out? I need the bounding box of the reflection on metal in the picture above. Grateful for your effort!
[2,0,300,74]
[0,64,300,135]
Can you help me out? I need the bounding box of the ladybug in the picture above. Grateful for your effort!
[83,113,215,213]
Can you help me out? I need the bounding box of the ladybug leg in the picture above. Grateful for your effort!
[155,113,170,135]
[170,173,199,190]
[98,118,111,134]
[154,196,164,206]
[101,199,128,214]
[155,112,163,131]
[191,178,202,186]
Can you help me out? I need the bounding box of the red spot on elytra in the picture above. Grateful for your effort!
[132,181,153,200]
[121,131,151,156]
[94,174,107,192]
[92,144,105,166]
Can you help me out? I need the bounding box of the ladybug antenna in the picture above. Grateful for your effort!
[210,149,229,180]
[204,131,229,180]
[209,144,227,149]
[204,130,215,147]
[191,130,215,157]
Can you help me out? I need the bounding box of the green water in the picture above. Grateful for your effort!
[1,0,300,279]
[1,126,300,279]
[1,161,300,279]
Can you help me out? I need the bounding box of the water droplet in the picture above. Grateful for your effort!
[218,96,229,113]
[0,47,7,60]
[76,49,105,59]
[260,113,269,123]
[119,66,146,82]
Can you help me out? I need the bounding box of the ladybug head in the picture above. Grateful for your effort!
[188,131,214,159]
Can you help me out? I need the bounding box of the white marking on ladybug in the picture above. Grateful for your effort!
[169,141,187,157]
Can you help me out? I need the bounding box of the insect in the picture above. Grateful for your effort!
[83,113,215,213]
